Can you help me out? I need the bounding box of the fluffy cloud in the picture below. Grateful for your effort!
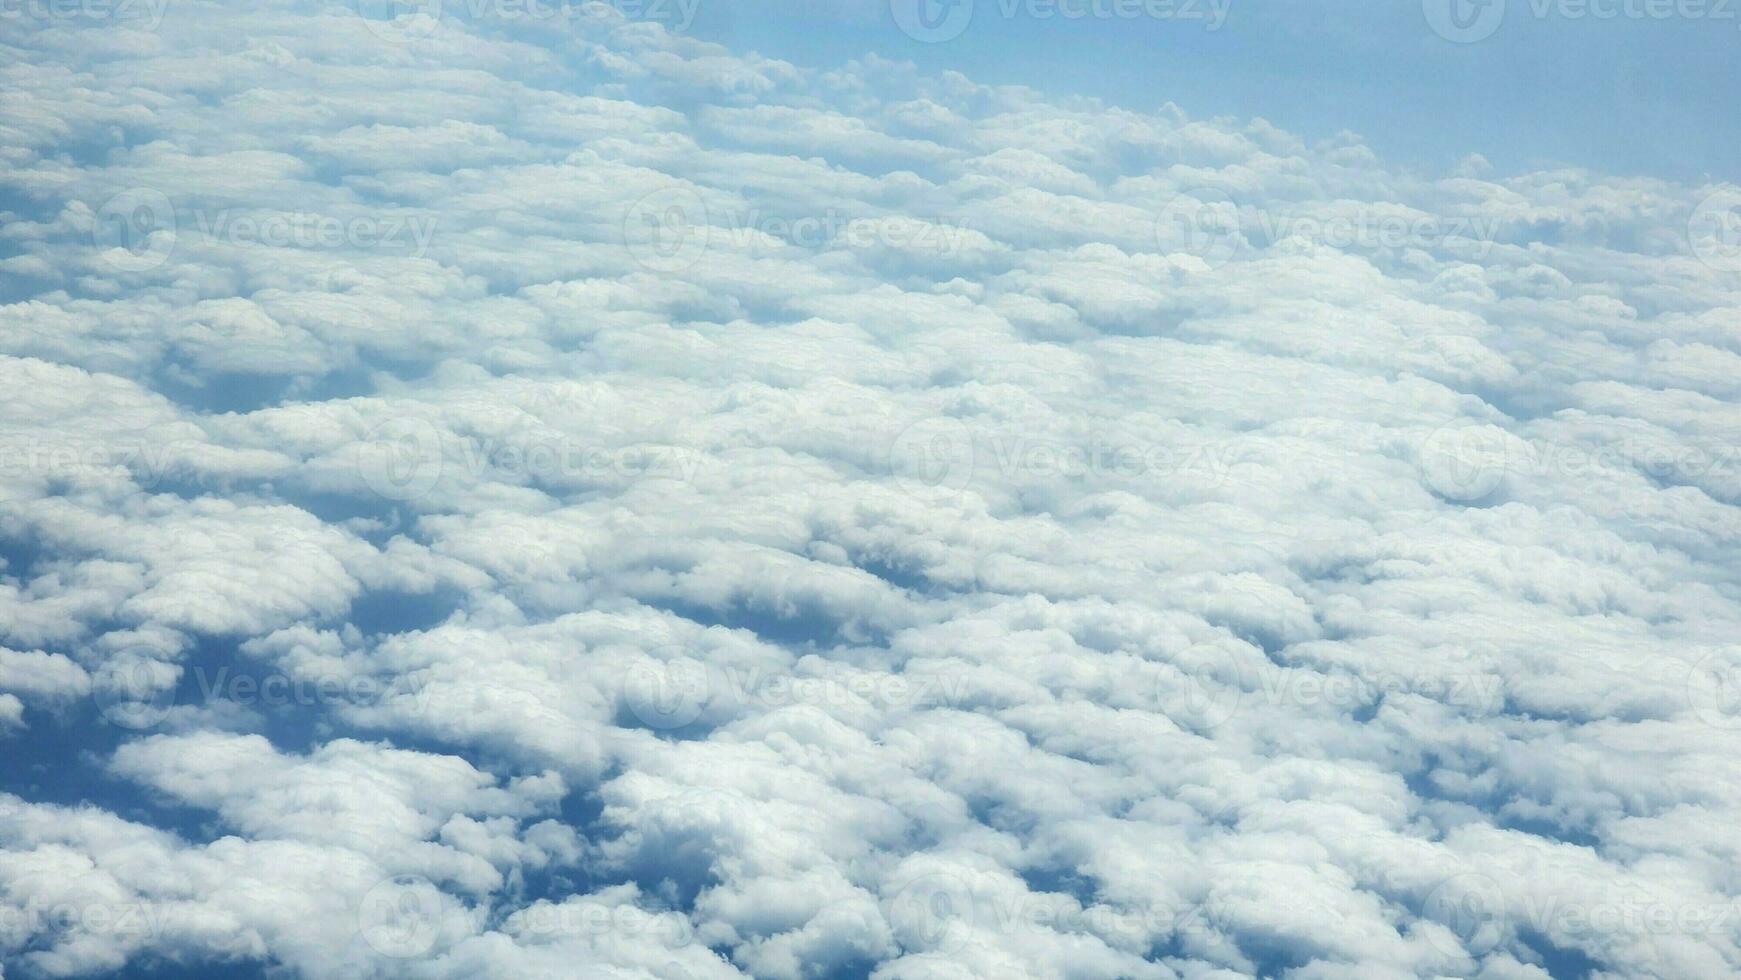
[1,2,1738,978]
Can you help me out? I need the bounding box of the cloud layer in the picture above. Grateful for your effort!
[2,2,1740,978]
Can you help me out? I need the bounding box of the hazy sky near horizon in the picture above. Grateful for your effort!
[687,0,1741,182]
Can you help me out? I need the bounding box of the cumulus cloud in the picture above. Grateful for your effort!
[0,2,1738,978]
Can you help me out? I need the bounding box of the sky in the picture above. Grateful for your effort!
[693,0,1741,182]
[1,1,1740,979]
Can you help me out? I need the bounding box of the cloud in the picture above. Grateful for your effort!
[0,2,1738,978]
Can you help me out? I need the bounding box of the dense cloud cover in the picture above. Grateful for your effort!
[2,2,1740,978]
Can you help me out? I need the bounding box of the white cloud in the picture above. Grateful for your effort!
[0,2,1738,978]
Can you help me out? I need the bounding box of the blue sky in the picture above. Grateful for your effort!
[684,0,1741,181]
